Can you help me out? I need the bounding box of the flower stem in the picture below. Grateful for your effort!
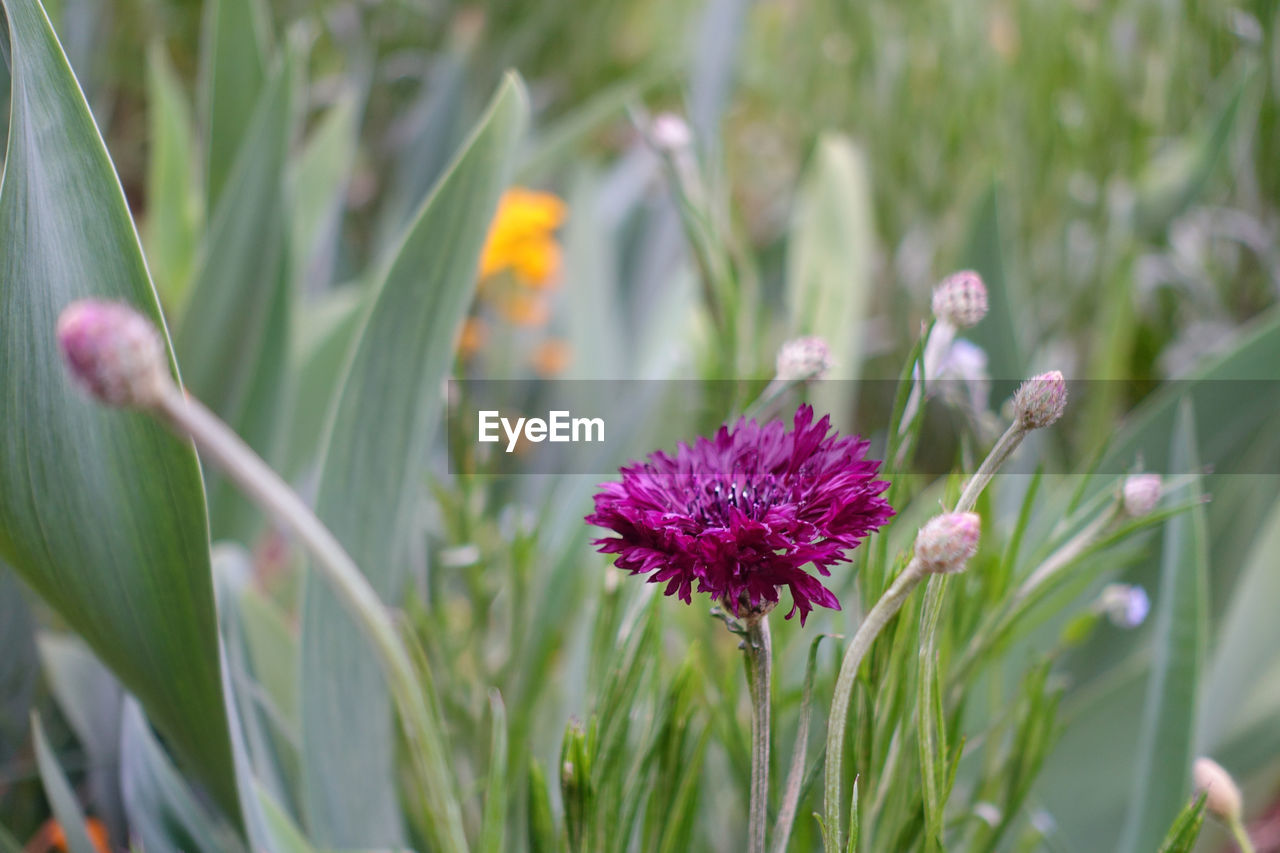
[744,614,773,853]
[955,421,1027,513]
[823,559,926,853]
[1230,818,1257,853]
[153,389,469,853]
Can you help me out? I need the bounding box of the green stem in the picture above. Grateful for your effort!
[154,389,469,853]
[1230,817,1256,853]
[744,614,773,853]
[955,421,1027,513]
[823,559,926,852]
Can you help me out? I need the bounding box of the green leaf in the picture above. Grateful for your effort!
[120,700,245,853]
[256,782,318,853]
[0,0,237,816]
[144,42,203,314]
[290,87,360,292]
[916,579,949,853]
[37,635,124,833]
[1155,794,1207,853]
[1117,401,1209,853]
[177,51,295,543]
[526,757,558,853]
[31,714,97,853]
[1199,495,1280,747]
[1133,67,1250,237]
[787,133,874,425]
[298,73,527,847]
[198,0,272,211]
[0,565,37,767]
[480,691,509,853]
[959,183,1023,379]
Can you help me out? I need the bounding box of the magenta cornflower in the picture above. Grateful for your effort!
[586,405,894,624]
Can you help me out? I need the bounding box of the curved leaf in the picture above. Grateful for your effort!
[31,714,96,853]
[1117,401,1209,853]
[0,0,236,816]
[298,73,528,846]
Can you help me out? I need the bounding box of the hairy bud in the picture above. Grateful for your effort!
[931,270,988,328]
[57,299,171,408]
[1122,474,1163,518]
[1012,370,1067,429]
[775,336,833,382]
[915,512,981,574]
[1193,757,1243,823]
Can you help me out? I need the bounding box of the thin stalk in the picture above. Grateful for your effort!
[955,421,1027,513]
[1230,818,1257,853]
[744,614,773,853]
[823,559,926,853]
[153,390,469,853]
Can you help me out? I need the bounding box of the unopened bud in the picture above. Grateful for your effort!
[1193,757,1243,823]
[1097,583,1150,629]
[651,112,693,152]
[1012,371,1067,429]
[931,270,988,328]
[915,512,981,574]
[776,336,833,382]
[57,300,171,408]
[1122,474,1163,517]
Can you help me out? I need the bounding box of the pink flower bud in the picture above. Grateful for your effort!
[775,336,833,382]
[915,512,981,574]
[1193,757,1243,822]
[1012,370,1067,429]
[1122,474,1162,517]
[931,270,988,329]
[57,299,171,408]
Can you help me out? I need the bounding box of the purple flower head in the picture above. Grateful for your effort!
[586,405,894,624]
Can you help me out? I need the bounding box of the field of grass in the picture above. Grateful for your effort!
[2,0,1279,851]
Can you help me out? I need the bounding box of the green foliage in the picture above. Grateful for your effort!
[2,0,1279,851]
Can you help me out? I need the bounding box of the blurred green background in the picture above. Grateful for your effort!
[3,0,1280,851]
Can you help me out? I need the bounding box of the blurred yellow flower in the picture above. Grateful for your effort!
[35,817,111,853]
[531,338,572,376]
[457,316,488,358]
[479,188,567,289]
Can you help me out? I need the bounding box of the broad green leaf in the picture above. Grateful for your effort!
[959,183,1023,379]
[0,565,37,767]
[787,133,874,383]
[37,635,124,833]
[177,53,295,543]
[1200,495,1280,748]
[212,545,298,820]
[282,284,367,478]
[120,700,245,853]
[198,0,271,211]
[290,87,360,293]
[144,42,203,314]
[1117,401,1208,853]
[372,51,466,255]
[256,782,318,853]
[31,714,96,853]
[298,74,528,847]
[0,0,236,816]
[787,134,874,432]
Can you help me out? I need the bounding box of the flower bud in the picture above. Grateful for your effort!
[775,336,833,382]
[1097,583,1150,629]
[915,512,981,574]
[931,270,988,328]
[57,299,171,408]
[1122,474,1162,517]
[651,112,693,152]
[1193,757,1243,823]
[1012,370,1067,429]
